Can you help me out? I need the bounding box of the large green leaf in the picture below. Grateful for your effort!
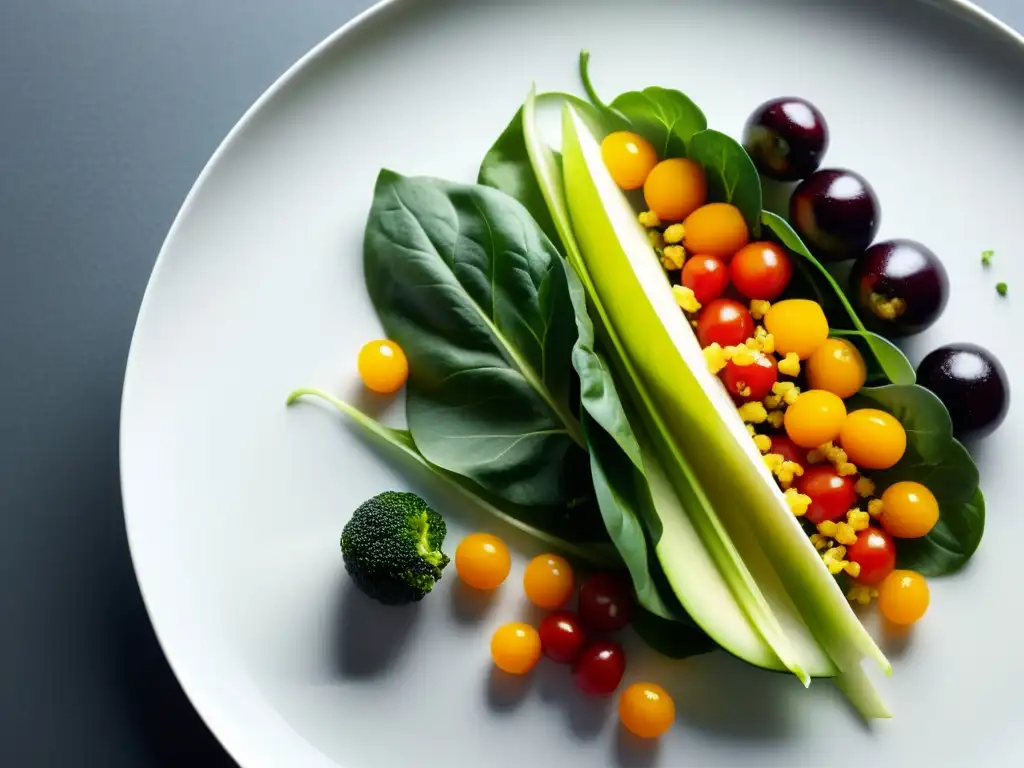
[762,211,915,386]
[850,385,984,575]
[363,171,583,507]
[610,87,707,158]
[688,129,763,234]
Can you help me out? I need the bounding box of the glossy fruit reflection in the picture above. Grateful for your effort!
[539,611,587,664]
[796,465,857,525]
[916,343,1010,440]
[722,353,778,402]
[790,169,880,261]
[578,572,634,632]
[742,97,829,181]
[697,298,754,348]
[847,527,896,585]
[849,239,949,336]
[572,641,626,697]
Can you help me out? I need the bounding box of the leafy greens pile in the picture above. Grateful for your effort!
[288,51,984,699]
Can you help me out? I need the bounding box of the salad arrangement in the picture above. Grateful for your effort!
[287,51,1009,735]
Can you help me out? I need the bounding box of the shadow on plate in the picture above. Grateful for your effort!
[613,726,660,768]
[485,665,534,713]
[448,579,500,625]
[331,579,423,680]
[536,660,613,741]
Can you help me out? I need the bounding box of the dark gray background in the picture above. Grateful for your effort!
[0,1,1019,766]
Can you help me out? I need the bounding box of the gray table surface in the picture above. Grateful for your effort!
[0,0,1020,765]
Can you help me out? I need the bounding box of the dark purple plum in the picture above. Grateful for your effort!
[790,169,880,262]
[743,97,829,182]
[849,239,949,336]
[916,343,1009,441]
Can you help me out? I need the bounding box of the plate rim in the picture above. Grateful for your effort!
[117,1,1024,766]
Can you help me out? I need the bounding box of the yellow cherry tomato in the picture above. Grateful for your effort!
[880,482,939,539]
[840,409,907,469]
[806,338,867,398]
[643,158,707,222]
[763,299,829,360]
[602,131,658,191]
[619,682,676,739]
[357,339,408,394]
[523,554,574,609]
[784,389,847,448]
[490,622,541,675]
[681,202,749,259]
[878,570,930,626]
[455,533,511,590]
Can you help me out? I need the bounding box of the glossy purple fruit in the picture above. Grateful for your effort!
[743,97,829,182]
[849,239,949,336]
[916,343,1009,441]
[790,169,880,261]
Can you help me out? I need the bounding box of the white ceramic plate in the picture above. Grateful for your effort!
[121,1,1024,765]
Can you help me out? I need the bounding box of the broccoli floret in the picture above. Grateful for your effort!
[340,491,450,605]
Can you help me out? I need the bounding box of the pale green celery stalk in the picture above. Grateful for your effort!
[286,387,616,567]
[558,104,891,698]
[522,86,831,682]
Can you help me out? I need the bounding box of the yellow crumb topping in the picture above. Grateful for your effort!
[638,210,661,228]
[663,223,685,244]
[749,300,771,320]
[661,245,685,271]
[672,285,701,313]
[778,352,801,377]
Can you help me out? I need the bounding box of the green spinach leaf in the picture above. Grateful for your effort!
[363,170,583,507]
[850,384,984,575]
[610,88,707,158]
[762,211,915,386]
[478,104,561,248]
[578,51,707,155]
[688,130,763,234]
[286,388,619,567]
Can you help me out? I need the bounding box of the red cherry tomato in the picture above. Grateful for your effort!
[578,573,634,632]
[538,610,587,664]
[729,242,793,300]
[847,527,897,585]
[721,352,778,402]
[572,641,626,697]
[680,255,729,304]
[796,465,857,525]
[696,299,755,348]
[768,436,808,468]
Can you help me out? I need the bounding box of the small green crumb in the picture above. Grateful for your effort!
[996,281,1008,297]
[981,250,995,267]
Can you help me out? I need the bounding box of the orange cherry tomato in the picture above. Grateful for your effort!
[601,131,658,190]
[878,570,930,625]
[880,482,939,539]
[455,533,511,590]
[490,622,541,674]
[840,409,907,469]
[523,554,574,609]
[643,158,707,221]
[357,339,408,394]
[619,682,676,739]
[729,241,793,300]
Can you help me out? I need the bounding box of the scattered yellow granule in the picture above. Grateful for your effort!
[663,223,685,244]
[867,498,885,518]
[753,434,772,453]
[869,292,906,320]
[784,488,811,517]
[661,245,685,271]
[783,386,801,406]
[765,410,785,428]
[847,509,871,531]
[763,393,782,409]
[844,561,862,579]
[817,520,838,538]
[809,533,830,551]
[749,300,771,320]
[672,285,701,313]
[745,423,756,436]
[822,545,849,575]
[855,476,876,497]
[638,210,661,228]
[648,230,665,250]
[745,336,761,351]
[778,352,801,377]
[738,401,768,423]
[729,346,756,366]
[763,453,784,473]
[834,521,857,546]
[703,343,728,374]
[759,332,775,355]
[777,460,805,487]
[847,583,878,606]
[837,462,858,477]
[772,381,796,396]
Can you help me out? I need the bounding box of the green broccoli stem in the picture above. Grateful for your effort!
[411,511,445,567]
[286,387,618,568]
